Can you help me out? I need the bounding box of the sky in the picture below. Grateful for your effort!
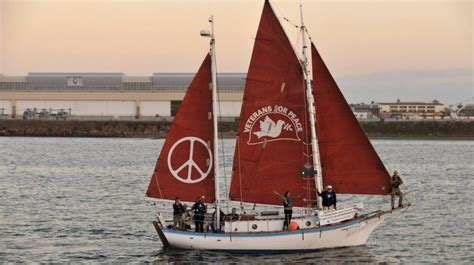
[0,0,472,104]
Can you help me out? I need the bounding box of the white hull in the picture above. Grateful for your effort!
[154,214,386,251]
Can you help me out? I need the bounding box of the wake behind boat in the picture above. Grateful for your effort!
[145,0,410,251]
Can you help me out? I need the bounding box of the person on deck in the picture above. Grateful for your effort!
[274,190,300,230]
[182,204,192,230]
[191,196,207,232]
[172,197,184,230]
[226,207,240,221]
[391,171,404,209]
[318,185,337,210]
[211,208,225,232]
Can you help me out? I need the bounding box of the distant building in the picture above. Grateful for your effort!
[378,101,445,119]
[0,72,245,119]
[459,104,474,117]
[351,103,380,119]
[0,74,456,121]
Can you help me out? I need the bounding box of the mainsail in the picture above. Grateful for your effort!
[311,43,391,195]
[146,54,216,202]
[229,1,316,206]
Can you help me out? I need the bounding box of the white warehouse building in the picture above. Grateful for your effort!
[0,72,245,119]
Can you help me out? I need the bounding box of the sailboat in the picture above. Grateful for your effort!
[146,0,408,251]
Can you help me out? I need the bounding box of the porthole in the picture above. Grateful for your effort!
[252,224,258,230]
[306,221,311,227]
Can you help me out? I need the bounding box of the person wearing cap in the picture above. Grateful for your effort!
[318,185,337,210]
[172,197,184,230]
[391,170,404,210]
[191,196,207,232]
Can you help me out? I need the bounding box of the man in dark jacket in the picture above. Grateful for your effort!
[191,196,207,232]
[318,185,337,210]
[172,197,184,229]
[391,171,404,209]
[211,208,225,232]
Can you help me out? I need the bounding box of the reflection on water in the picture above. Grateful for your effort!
[152,246,380,263]
[0,138,473,263]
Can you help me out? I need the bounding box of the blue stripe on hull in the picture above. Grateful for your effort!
[205,246,354,254]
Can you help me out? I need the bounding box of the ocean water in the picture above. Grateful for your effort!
[0,137,472,263]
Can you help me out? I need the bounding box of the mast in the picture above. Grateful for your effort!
[202,16,221,230]
[299,1,323,209]
[229,1,317,207]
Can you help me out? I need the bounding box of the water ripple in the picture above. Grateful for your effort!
[0,137,473,263]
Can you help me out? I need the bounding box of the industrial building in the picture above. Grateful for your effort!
[0,73,245,119]
[378,101,446,118]
[1,73,455,121]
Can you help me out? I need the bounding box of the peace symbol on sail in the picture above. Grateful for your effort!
[167,136,213,184]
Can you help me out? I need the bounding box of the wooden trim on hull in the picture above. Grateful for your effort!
[153,221,170,248]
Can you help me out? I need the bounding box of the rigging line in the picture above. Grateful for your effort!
[283,17,300,29]
[271,0,300,29]
[237,137,244,208]
[298,23,312,210]
[153,171,163,200]
[214,48,230,213]
[269,0,304,65]
[295,25,302,55]
[301,60,310,161]
[305,27,312,42]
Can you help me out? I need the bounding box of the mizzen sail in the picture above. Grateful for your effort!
[146,54,216,202]
[229,1,316,206]
[311,43,391,195]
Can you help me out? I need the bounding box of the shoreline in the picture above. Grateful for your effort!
[0,119,473,140]
[1,135,473,140]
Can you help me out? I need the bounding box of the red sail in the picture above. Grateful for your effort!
[146,54,216,202]
[311,43,391,195]
[229,1,316,207]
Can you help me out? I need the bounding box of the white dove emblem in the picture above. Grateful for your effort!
[253,116,286,138]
